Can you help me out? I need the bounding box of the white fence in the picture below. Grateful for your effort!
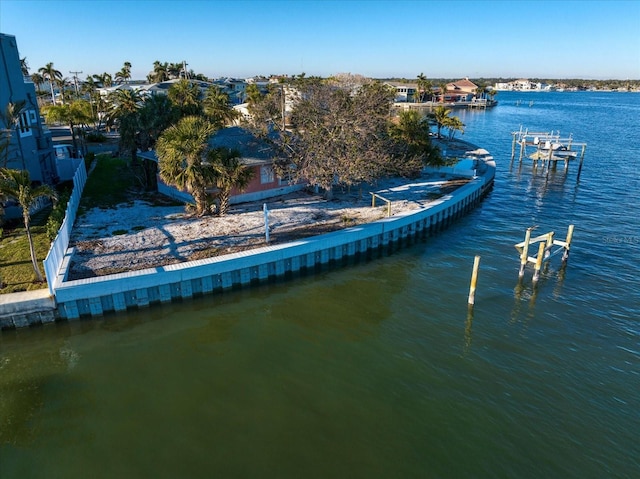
[43,160,87,295]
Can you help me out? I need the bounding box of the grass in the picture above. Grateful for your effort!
[79,155,135,212]
[0,207,53,294]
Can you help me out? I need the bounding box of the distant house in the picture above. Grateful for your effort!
[385,81,417,103]
[141,126,305,206]
[0,33,57,185]
[439,78,478,102]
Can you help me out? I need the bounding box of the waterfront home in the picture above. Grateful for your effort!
[385,81,417,102]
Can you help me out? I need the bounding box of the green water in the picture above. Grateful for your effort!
[2,92,639,478]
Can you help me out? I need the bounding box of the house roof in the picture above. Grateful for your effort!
[209,126,278,165]
[139,127,280,167]
[447,78,478,90]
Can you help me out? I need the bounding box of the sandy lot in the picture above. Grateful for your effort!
[67,174,470,280]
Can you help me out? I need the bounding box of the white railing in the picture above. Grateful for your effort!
[43,160,87,295]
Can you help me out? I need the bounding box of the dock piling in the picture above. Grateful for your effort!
[519,228,532,279]
[561,225,574,262]
[468,255,481,306]
[532,242,546,283]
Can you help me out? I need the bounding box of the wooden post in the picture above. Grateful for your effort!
[263,203,270,243]
[519,228,532,279]
[577,144,586,181]
[468,255,481,306]
[562,224,574,262]
[544,232,554,259]
[532,242,546,283]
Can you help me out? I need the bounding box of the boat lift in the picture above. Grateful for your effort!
[515,225,574,283]
[510,127,587,180]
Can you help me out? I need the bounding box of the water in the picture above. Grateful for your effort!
[1,92,639,478]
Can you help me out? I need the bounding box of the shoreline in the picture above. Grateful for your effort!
[1,139,494,329]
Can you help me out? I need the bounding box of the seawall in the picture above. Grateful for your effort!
[1,152,495,329]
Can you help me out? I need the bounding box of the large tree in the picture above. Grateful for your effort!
[38,62,63,104]
[0,168,57,282]
[272,79,396,198]
[156,116,217,216]
[44,100,93,156]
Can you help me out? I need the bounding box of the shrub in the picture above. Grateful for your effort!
[46,189,71,241]
[86,132,106,142]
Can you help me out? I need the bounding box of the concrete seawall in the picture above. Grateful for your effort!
[1,155,495,329]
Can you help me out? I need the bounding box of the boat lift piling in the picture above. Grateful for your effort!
[515,225,575,282]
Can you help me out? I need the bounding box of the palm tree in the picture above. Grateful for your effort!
[0,168,57,282]
[156,116,218,216]
[115,61,132,84]
[416,72,432,103]
[439,81,449,103]
[202,86,239,128]
[168,79,202,117]
[93,72,113,88]
[30,72,45,93]
[106,89,143,124]
[245,83,262,106]
[147,61,169,83]
[20,57,29,77]
[444,115,465,140]
[106,89,143,159]
[38,62,63,104]
[389,110,442,171]
[208,148,253,215]
[0,100,27,168]
[430,105,453,139]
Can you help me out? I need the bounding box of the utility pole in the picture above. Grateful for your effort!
[70,70,82,96]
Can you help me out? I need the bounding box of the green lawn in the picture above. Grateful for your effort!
[0,209,52,293]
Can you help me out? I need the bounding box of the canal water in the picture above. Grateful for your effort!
[1,91,639,478]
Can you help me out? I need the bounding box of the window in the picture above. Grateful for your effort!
[260,165,275,184]
[18,111,32,137]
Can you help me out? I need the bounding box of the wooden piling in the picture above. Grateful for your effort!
[577,144,586,181]
[562,224,574,262]
[468,255,481,306]
[519,228,532,279]
[532,242,546,283]
[544,232,554,259]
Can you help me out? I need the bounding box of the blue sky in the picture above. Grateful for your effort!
[2,0,639,81]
